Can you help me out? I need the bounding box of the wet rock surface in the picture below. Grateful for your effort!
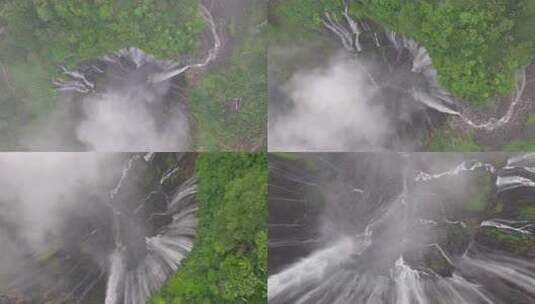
[4,153,198,304]
[475,226,535,258]
[268,153,535,304]
[0,294,26,304]
[404,244,455,277]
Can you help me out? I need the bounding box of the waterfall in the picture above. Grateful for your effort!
[415,161,496,182]
[324,3,530,133]
[392,257,428,304]
[268,234,371,302]
[388,30,528,133]
[104,162,198,304]
[480,219,534,235]
[0,157,199,302]
[269,154,535,304]
[497,153,535,192]
[461,255,535,295]
[507,153,535,166]
[409,89,462,116]
[111,155,141,200]
[160,166,181,185]
[148,3,221,83]
[55,2,221,94]
[105,250,126,304]
[496,175,535,192]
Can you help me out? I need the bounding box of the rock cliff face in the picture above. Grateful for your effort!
[268,153,535,304]
[1,153,198,304]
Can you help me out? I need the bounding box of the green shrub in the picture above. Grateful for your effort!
[1,0,204,66]
[428,128,481,152]
[149,153,267,303]
[503,139,535,151]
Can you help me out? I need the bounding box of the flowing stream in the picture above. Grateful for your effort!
[325,1,530,133]
[40,1,223,151]
[55,3,220,95]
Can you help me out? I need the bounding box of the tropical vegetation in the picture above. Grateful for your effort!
[150,153,267,303]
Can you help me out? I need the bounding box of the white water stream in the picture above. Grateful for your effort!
[325,2,530,133]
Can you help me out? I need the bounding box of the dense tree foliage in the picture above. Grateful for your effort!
[353,0,535,104]
[271,0,535,104]
[149,153,267,303]
[0,0,204,66]
[502,139,535,151]
[270,0,343,33]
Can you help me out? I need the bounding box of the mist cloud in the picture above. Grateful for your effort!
[269,54,393,151]
[77,90,190,151]
[19,50,192,152]
[0,153,115,254]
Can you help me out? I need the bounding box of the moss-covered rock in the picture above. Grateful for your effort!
[493,199,535,222]
[517,204,535,220]
[475,227,535,258]
[404,243,455,277]
[434,222,472,256]
[465,173,494,213]
[425,244,455,277]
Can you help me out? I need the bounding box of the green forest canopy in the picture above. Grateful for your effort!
[271,0,535,105]
[0,0,204,66]
[150,153,267,303]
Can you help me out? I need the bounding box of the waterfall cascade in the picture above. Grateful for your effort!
[268,154,535,304]
[324,1,531,133]
[104,154,198,304]
[4,153,198,304]
[54,3,221,95]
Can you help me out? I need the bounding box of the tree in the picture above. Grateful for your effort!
[0,0,204,66]
[149,153,267,303]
